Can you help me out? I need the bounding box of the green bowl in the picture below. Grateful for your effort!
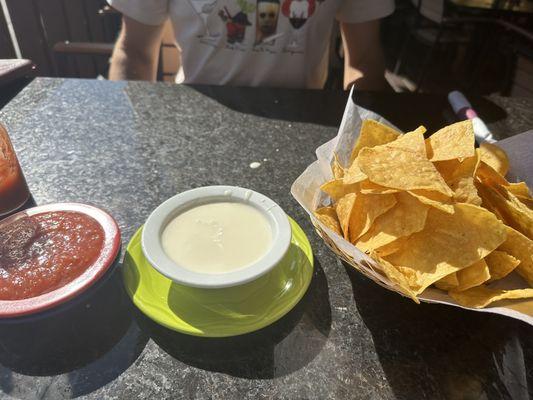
[123,217,314,337]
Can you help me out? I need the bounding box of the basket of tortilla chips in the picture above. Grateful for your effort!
[291,94,533,323]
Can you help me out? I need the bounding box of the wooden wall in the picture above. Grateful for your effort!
[1,0,120,78]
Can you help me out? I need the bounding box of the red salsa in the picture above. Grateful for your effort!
[0,211,104,300]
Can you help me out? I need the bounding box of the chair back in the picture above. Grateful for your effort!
[411,0,444,24]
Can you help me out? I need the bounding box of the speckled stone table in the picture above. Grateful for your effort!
[1,78,533,400]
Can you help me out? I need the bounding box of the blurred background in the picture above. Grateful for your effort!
[0,0,532,96]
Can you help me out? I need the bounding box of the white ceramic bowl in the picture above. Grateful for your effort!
[141,186,291,288]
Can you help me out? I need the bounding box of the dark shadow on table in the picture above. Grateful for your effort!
[189,85,348,127]
[344,263,533,400]
[188,86,508,137]
[351,91,508,134]
[135,258,331,379]
[0,265,150,398]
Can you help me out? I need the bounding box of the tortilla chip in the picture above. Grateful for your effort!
[332,153,345,180]
[476,161,509,187]
[475,180,506,221]
[359,180,399,195]
[408,190,455,213]
[449,285,533,309]
[314,207,342,236]
[426,120,475,161]
[358,146,453,196]
[451,178,482,205]
[517,195,533,210]
[370,252,419,302]
[487,184,533,240]
[388,126,427,154]
[350,119,401,163]
[479,142,509,176]
[435,273,459,291]
[485,250,520,282]
[498,226,533,286]
[435,154,481,205]
[373,236,409,258]
[356,192,429,252]
[436,260,490,292]
[335,193,357,240]
[320,179,358,202]
[507,182,532,198]
[348,193,397,243]
[384,204,507,295]
[454,259,491,291]
[343,159,368,185]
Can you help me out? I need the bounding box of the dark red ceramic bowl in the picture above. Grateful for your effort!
[0,203,121,318]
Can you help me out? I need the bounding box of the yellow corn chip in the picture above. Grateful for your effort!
[498,226,533,287]
[320,179,358,202]
[476,161,509,187]
[454,259,491,291]
[517,195,533,210]
[475,180,506,221]
[343,159,368,185]
[348,193,396,243]
[426,120,475,161]
[384,204,507,295]
[314,206,342,236]
[507,182,532,198]
[452,178,482,206]
[434,159,463,183]
[449,286,533,309]
[388,126,427,154]
[435,273,459,291]
[358,146,454,196]
[336,193,357,240]
[408,190,455,213]
[481,184,533,240]
[350,119,401,163]
[356,192,429,252]
[332,153,345,180]
[369,252,419,302]
[359,180,399,195]
[434,153,481,205]
[435,260,490,292]
[486,250,520,282]
[479,142,509,176]
[373,236,409,258]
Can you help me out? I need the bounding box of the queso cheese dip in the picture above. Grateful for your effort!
[161,202,272,274]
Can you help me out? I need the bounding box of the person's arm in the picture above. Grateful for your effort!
[340,20,389,91]
[109,15,165,81]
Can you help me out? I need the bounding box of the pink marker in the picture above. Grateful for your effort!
[448,91,495,143]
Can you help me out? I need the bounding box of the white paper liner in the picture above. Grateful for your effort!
[291,88,533,325]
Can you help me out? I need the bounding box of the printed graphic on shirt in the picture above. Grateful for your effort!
[255,0,281,45]
[280,0,316,53]
[282,0,315,28]
[193,0,325,52]
[218,0,255,44]
[191,0,221,37]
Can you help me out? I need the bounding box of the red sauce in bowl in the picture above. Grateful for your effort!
[0,211,105,300]
[0,203,120,319]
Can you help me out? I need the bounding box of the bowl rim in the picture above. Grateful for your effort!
[0,203,121,318]
[141,186,291,288]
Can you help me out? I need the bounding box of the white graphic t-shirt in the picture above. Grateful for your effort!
[108,0,394,88]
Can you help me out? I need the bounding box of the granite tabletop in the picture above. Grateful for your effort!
[1,78,533,400]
